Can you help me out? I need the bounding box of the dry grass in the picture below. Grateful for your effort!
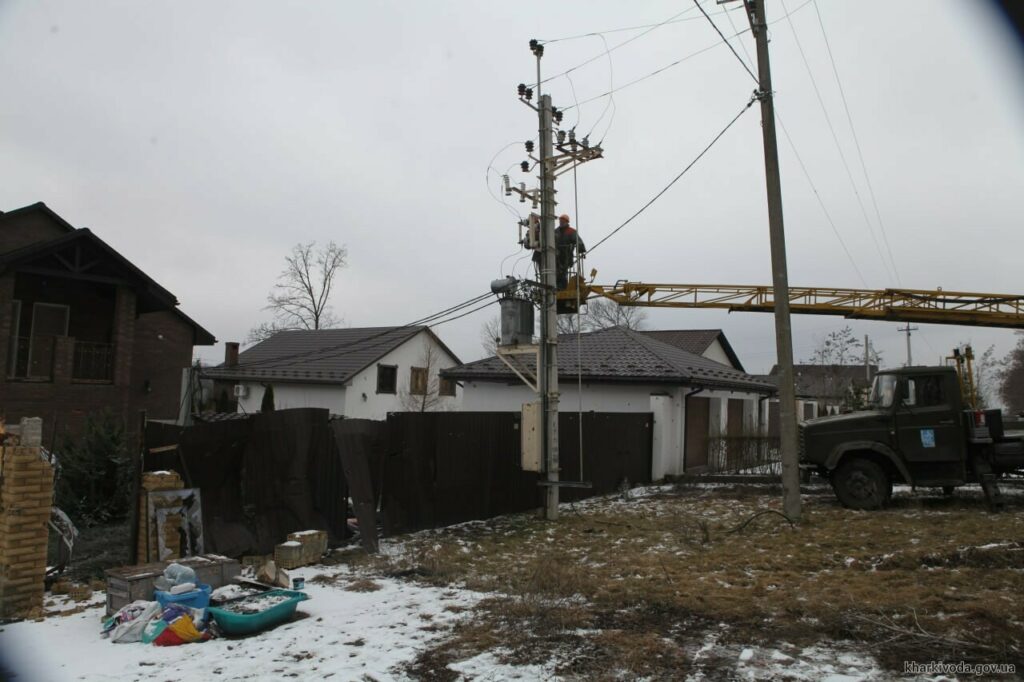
[348,484,1024,679]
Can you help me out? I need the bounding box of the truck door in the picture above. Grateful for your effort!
[895,374,964,465]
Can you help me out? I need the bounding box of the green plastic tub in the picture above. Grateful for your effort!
[206,589,310,636]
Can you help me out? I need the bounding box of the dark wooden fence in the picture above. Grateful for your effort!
[143,409,652,555]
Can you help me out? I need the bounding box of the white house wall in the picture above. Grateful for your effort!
[460,380,764,480]
[701,340,735,368]
[461,381,655,413]
[233,330,461,420]
[236,382,347,415]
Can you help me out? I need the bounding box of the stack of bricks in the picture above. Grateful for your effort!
[0,418,55,620]
[137,470,183,563]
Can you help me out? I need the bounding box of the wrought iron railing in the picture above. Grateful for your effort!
[72,341,115,382]
[707,433,781,475]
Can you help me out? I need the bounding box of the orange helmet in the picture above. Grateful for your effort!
[558,214,571,222]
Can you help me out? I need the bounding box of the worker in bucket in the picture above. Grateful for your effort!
[554,213,585,290]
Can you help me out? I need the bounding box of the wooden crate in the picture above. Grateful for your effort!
[104,555,241,615]
[286,530,328,565]
[273,542,305,570]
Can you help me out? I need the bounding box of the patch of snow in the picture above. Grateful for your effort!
[448,649,562,680]
[1,570,483,681]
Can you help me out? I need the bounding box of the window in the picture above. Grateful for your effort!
[409,367,428,395]
[439,376,456,397]
[908,375,944,407]
[376,364,397,394]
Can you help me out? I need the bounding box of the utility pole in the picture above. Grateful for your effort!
[503,42,603,521]
[538,91,561,521]
[744,0,801,521]
[898,324,917,366]
[864,334,870,383]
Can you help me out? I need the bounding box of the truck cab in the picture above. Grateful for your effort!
[800,366,1024,509]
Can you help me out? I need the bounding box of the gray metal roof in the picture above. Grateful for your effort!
[763,363,879,399]
[204,326,459,385]
[639,329,745,371]
[444,326,774,393]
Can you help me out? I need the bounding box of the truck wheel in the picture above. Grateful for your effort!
[942,485,955,497]
[832,457,891,510]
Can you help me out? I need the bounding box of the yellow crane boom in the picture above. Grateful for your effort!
[579,282,1024,329]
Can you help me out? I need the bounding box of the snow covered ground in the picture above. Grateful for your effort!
[0,564,482,681]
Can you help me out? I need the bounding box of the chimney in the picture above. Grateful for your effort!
[225,342,239,367]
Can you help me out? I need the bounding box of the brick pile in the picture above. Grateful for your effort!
[137,470,183,563]
[0,419,55,620]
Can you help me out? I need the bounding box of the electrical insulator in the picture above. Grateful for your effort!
[581,136,589,148]
[517,83,526,98]
[535,44,544,57]
[554,110,563,124]
[529,39,538,51]
[557,130,566,144]
[520,161,529,173]
[519,182,527,203]
[568,129,576,142]
[525,140,534,153]
[525,88,533,101]
[503,175,511,196]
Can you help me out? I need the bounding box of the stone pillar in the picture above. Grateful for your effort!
[0,273,15,378]
[0,418,55,620]
[112,286,136,388]
[52,336,75,384]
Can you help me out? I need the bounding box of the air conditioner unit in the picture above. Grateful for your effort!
[233,384,248,398]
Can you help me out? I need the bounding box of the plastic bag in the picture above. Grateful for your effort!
[108,601,162,644]
[153,563,197,592]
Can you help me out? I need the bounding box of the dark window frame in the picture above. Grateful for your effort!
[439,376,456,397]
[409,366,428,395]
[376,364,398,394]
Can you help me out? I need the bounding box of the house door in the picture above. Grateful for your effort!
[684,396,710,472]
[28,303,69,378]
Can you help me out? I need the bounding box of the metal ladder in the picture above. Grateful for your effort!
[971,456,1006,512]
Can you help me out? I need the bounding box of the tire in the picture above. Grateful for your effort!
[832,457,892,510]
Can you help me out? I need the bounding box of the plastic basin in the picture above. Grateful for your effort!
[206,589,310,636]
[154,583,212,610]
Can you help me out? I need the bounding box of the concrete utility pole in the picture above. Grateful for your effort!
[898,324,917,366]
[538,92,561,520]
[744,0,802,521]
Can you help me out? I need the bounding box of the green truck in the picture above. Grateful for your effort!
[799,365,1024,510]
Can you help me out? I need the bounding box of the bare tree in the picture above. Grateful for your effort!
[400,345,453,412]
[480,316,500,357]
[248,241,347,343]
[584,299,647,331]
[999,333,1024,414]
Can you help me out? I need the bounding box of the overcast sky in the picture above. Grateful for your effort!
[2,1,1023,382]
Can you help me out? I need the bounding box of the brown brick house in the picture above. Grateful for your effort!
[0,202,215,439]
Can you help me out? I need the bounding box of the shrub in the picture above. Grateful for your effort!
[55,411,132,527]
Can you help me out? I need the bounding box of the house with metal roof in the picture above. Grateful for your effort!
[204,326,462,420]
[442,326,775,478]
[0,202,215,438]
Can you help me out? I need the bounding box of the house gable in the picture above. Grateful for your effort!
[0,202,76,255]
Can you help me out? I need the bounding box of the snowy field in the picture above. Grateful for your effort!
[1,483,1021,681]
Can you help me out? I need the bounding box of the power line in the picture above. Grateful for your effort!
[694,0,757,84]
[533,3,700,87]
[537,4,741,45]
[218,291,494,372]
[721,3,867,288]
[561,0,815,112]
[589,95,756,254]
[774,110,869,288]
[780,0,897,285]
[812,0,901,285]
